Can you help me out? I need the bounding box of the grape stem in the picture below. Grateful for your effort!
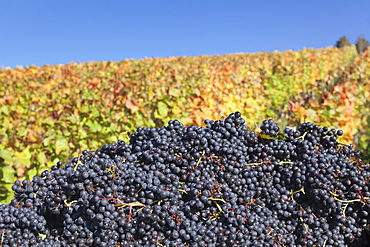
[245,160,271,166]
[196,151,205,165]
[209,197,225,213]
[38,233,46,240]
[114,201,146,209]
[278,161,294,165]
[0,230,6,247]
[296,131,308,140]
[64,198,77,208]
[73,149,82,171]
[115,201,146,222]
[177,189,188,194]
[323,239,327,247]
[329,191,370,218]
[299,217,312,235]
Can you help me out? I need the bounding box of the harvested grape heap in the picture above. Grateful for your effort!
[1,112,370,246]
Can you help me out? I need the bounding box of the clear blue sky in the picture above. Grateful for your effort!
[1,1,369,68]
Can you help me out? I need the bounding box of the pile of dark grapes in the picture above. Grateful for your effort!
[1,112,370,246]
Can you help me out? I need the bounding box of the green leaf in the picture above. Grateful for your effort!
[55,137,69,155]
[25,169,38,180]
[43,136,52,147]
[16,148,32,168]
[109,123,119,132]
[37,152,47,164]
[38,164,51,174]
[90,108,100,118]
[86,120,102,133]
[80,105,90,113]
[1,166,15,183]
[1,105,9,115]
[1,117,10,129]
[79,129,88,139]
[157,101,168,117]
[258,132,286,141]
[69,114,79,124]
[41,117,55,127]
[0,149,14,163]
[276,133,287,140]
[0,183,14,204]
[83,91,94,100]
[258,133,274,140]
[169,87,181,97]
[91,140,100,149]
[118,132,130,144]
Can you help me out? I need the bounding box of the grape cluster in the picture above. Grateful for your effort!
[1,112,370,246]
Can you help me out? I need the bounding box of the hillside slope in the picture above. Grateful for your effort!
[1,45,370,203]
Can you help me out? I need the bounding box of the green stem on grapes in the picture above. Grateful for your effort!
[296,131,308,140]
[278,161,294,165]
[208,197,226,203]
[64,198,77,208]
